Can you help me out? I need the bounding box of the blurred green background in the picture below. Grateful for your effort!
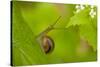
[12,1,97,66]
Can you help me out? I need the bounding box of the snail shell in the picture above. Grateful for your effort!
[37,16,61,54]
[42,36,54,54]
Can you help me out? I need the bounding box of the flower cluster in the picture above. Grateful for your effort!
[75,5,85,13]
[89,6,96,18]
[75,4,96,18]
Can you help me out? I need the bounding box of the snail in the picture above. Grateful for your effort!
[42,35,54,54]
[36,16,61,54]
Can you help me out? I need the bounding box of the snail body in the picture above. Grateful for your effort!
[36,16,61,54]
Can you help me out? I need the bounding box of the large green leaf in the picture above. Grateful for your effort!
[79,24,97,51]
[17,1,75,36]
[12,2,48,66]
[47,26,96,62]
[47,26,80,62]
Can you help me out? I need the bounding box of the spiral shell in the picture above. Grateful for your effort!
[42,36,54,54]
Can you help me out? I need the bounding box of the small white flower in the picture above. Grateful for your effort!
[89,9,96,18]
[80,5,85,10]
[76,9,81,13]
[75,5,79,9]
[75,4,85,13]
[74,4,96,18]
[90,5,95,9]
[85,4,89,7]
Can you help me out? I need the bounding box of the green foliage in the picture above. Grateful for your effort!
[12,1,97,66]
[66,8,91,27]
[47,26,80,62]
[66,7,97,51]
[79,24,97,51]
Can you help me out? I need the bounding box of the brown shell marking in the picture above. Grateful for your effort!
[42,36,54,54]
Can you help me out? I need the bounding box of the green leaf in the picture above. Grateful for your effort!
[47,26,80,62]
[12,2,48,66]
[18,1,75,35]
[79,24,97,51]
[66,8,91,27]
[18,1,60,35]
[66,7,97,51]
